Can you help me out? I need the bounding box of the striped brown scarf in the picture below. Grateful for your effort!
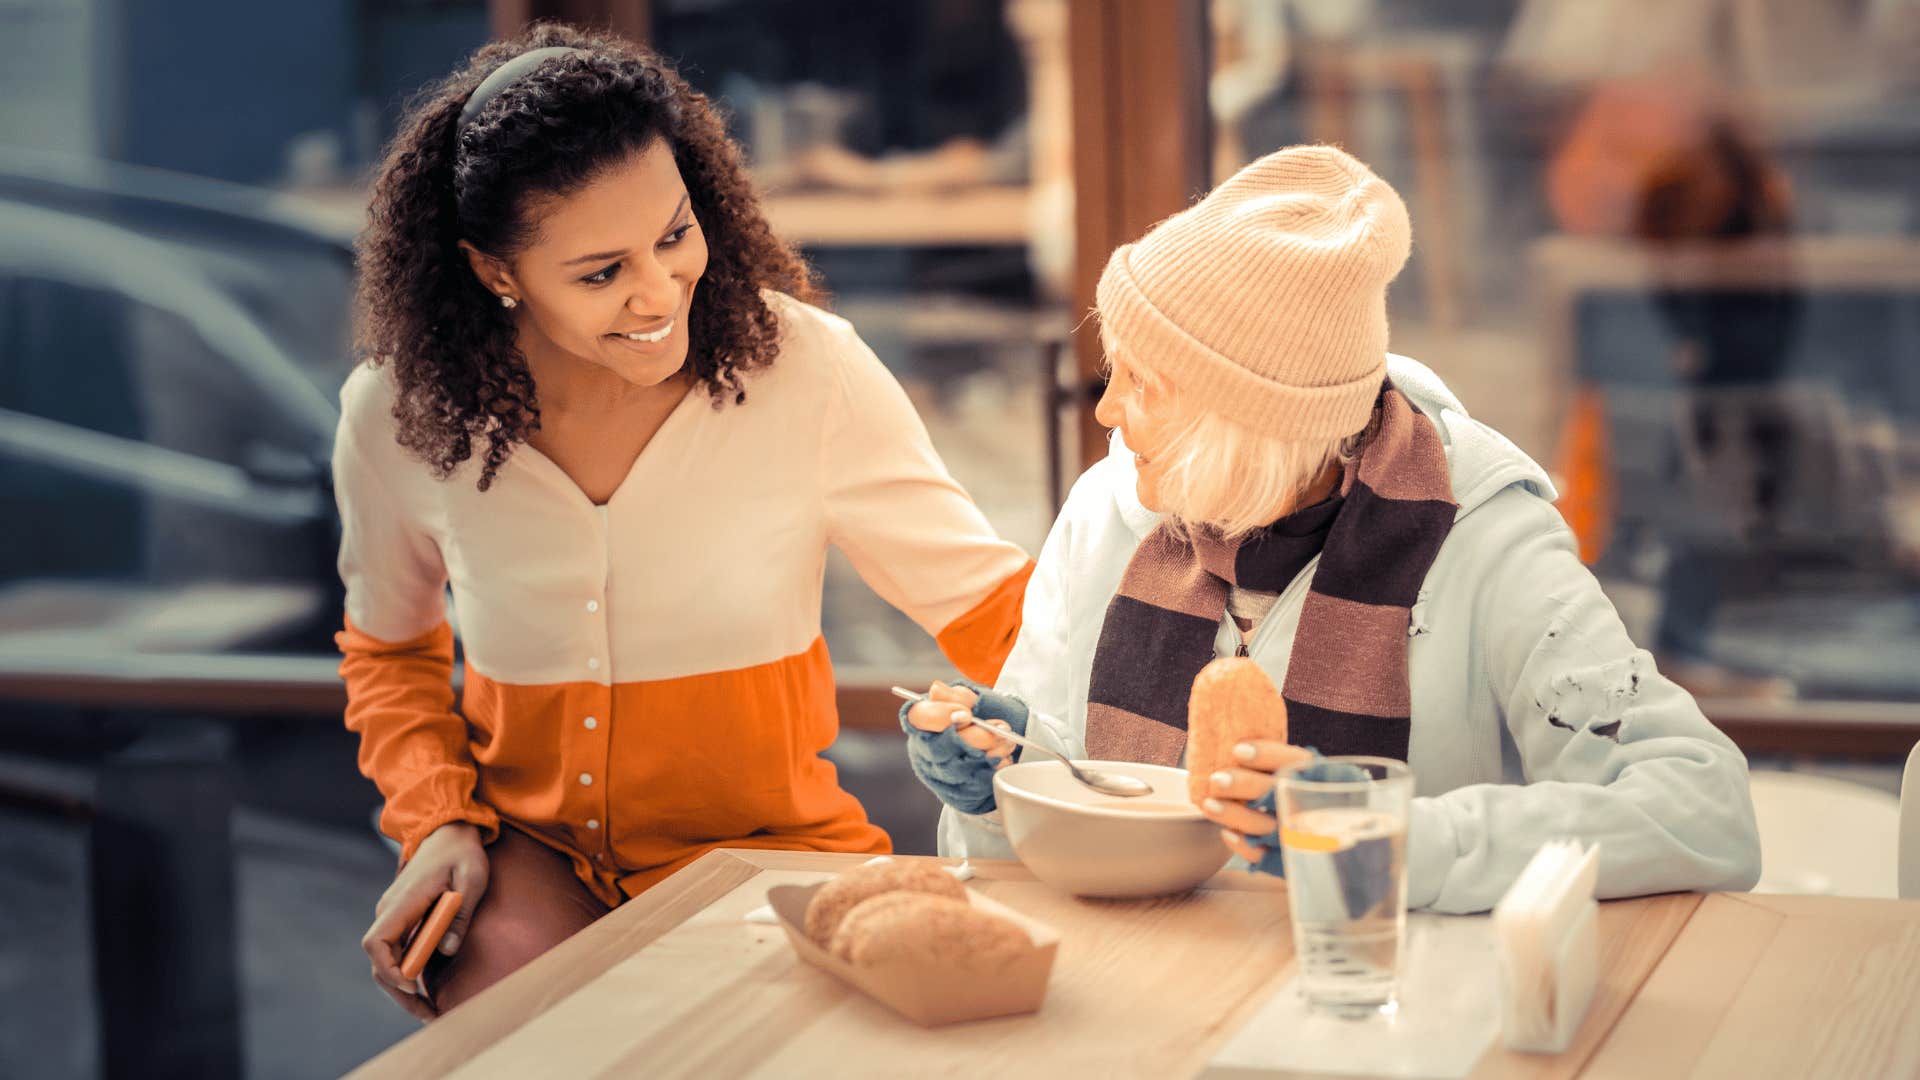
[1085,384,1456,764]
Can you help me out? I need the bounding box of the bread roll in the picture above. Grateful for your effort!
[828,892,1031,971]
[802,858,966,948]
[1185,657,1290,804]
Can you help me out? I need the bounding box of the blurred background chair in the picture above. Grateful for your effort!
[1901,740,1920,899]
[1747,767,1901,897]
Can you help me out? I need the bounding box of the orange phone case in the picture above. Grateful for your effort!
[399,890,464,982]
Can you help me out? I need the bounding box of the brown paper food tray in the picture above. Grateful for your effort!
[767,880,1060,1027]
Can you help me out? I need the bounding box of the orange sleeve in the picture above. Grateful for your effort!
[337,617,499,861]
[1552,386,1615,566]
[934,560,1035,684]
[332,390,496,862]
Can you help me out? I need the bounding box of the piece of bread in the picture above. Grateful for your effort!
[802,859,967,948]
[1185,657,1290,805]
[828,892,1031,971]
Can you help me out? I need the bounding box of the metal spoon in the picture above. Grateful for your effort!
[890,686,1154,798]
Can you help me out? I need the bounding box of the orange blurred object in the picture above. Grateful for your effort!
[1554,386,1615,566]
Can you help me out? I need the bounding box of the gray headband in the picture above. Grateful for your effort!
[458,46,585,131]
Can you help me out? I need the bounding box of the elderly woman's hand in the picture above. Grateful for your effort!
[900,679,1029,815]
[904,680,1017,759]
[1199,740,1314,869]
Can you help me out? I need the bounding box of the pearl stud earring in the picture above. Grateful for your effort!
[500,295,518,310]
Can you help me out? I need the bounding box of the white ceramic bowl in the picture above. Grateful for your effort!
[993,760,1229,898]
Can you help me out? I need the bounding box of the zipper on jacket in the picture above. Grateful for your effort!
[1231,554,1320,661]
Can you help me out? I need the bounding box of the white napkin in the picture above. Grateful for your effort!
[1492,840,1601,1054]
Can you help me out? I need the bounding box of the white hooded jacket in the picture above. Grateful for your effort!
[938,355,1762,914]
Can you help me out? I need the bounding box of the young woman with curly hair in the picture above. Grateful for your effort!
[338,24,1033,1019]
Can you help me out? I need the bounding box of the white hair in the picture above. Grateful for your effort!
[1105,332,1362,542]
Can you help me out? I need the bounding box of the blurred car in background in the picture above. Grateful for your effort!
[0,149,355,659]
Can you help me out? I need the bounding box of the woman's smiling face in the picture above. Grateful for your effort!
[469,138,710,388]
[1093,345,1177,512]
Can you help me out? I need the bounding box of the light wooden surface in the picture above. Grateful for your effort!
[1467,893,1701,1080]
[758,186,1032,247]
[345,850,1920,1079]
[1582,893,1920,1079]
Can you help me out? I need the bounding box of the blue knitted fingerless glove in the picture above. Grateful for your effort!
[1242,752,1371,879]
[900,679,1030,815]
[1245,787,1287,877]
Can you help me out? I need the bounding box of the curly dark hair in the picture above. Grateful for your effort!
[355,23,818,490]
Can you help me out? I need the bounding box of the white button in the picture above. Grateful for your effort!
[586,600,599,613]
[579,772,593,786]
[586,818,600,830]
[584,716,598,730]
[587,657,600,671]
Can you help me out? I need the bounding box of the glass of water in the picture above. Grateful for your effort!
[1275,756,1413,1014]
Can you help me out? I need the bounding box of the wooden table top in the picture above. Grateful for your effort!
[347,850,1920,1080]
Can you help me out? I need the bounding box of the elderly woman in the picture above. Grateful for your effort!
[902,146,1761,914]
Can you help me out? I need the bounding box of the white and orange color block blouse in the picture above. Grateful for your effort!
[333,293,1034,903]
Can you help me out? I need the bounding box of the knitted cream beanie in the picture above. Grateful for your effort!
[1095,145,1412,440]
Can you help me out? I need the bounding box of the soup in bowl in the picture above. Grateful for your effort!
[993,760,1230,898]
